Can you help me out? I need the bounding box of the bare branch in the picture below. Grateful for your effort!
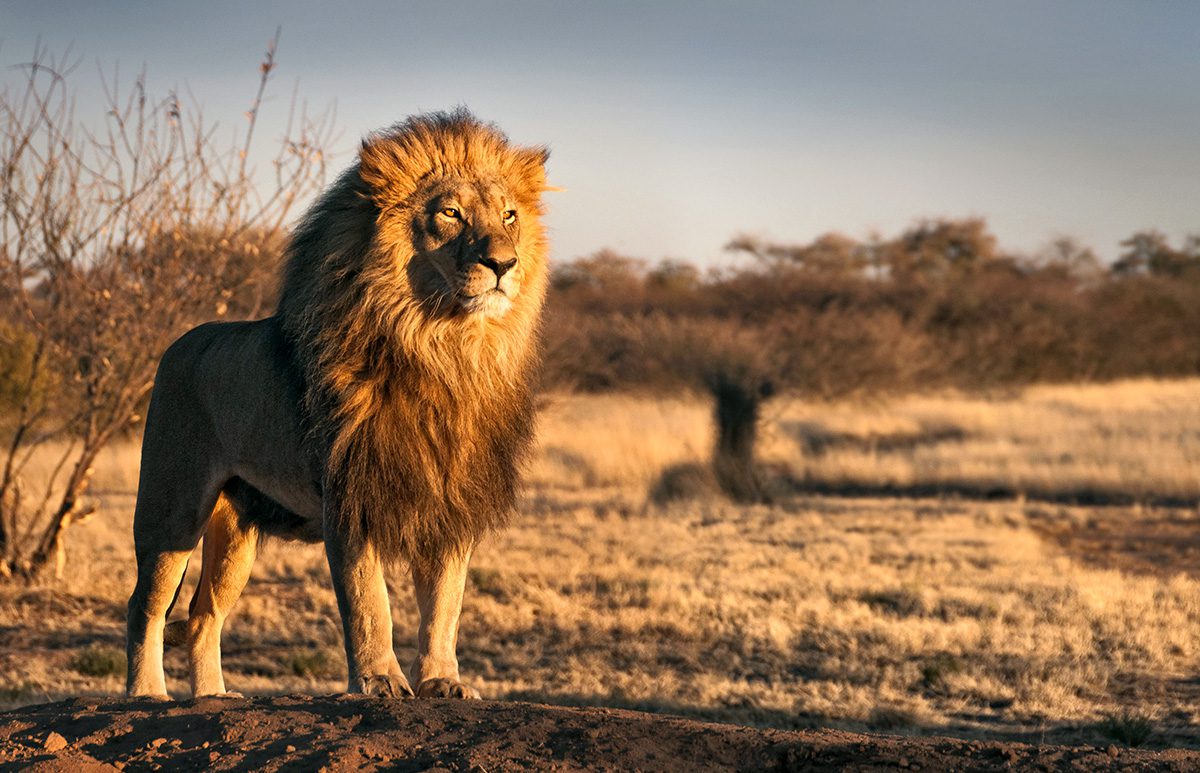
[0,39,332,580]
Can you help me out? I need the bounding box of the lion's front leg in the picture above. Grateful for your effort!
[324,523,413,697]
[409,549,481,699]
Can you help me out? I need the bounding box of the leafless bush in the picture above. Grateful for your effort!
[0,37,333,580]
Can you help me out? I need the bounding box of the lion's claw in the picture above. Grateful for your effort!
[416,678,481,699]
[359,674,415,698]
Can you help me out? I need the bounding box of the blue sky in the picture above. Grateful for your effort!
[3,1,1198,265]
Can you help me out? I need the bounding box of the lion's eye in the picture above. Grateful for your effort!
[440,207,460,219]
[502,209,517,225]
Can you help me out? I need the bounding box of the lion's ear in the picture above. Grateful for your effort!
[511,146,551,195]
[358,137,390,190]
[524,146,550,170]
[358,136,417,206]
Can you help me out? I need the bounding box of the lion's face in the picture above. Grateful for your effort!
[402,178,533,319]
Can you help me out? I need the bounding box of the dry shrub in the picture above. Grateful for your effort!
[543,224,1200,399]
[288,649,343,679]
[0,39,331,579]
[648,462,718,505]
[71,646,126,678]
[1100,711,1156,748]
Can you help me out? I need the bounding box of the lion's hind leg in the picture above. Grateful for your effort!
[186,494,257,697]
[126,551,192,698]
[126,477,222,698]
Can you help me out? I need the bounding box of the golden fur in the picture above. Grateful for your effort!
[278,109,551,567]
[126,110,552,698]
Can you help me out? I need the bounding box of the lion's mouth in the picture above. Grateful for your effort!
[460,288,512,317]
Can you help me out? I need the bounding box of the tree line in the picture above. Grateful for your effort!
[542,218,1200,398]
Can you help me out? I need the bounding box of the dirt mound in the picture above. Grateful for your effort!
[1,695,1197,772]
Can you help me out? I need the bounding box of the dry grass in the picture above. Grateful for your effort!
[3,378,1200,747]
[535,378,1200,502]
[778,379,1200,502]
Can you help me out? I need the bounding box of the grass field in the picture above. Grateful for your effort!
[2,378,1200,747]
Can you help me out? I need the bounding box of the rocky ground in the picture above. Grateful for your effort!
[2,695,1199,772]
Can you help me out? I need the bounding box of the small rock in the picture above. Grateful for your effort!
[201,741,209,748]
[113,763,125,771]
[898,757,909,768]
[1107,744,1120,759]
[43,732,68,752]
[285,745,297,753]
[209,752,221,762]
[149,738,167,749]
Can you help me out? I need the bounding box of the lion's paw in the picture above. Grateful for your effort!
[416,678,481,700]
[127,692,172,702]
[359,674,414,698]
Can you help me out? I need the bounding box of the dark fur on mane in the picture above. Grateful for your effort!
[275,110,550,568]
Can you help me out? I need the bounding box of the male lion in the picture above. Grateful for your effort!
[126,110,551,700]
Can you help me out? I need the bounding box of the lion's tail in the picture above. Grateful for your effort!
[162,619,189,648]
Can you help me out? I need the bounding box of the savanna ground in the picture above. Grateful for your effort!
[3,378,1200,757]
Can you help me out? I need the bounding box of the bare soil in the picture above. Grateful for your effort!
[2,695,1199,772]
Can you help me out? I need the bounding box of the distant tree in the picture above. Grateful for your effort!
[798,232,867,276]
[551,249,646,292]
[884,217,999,281]
[1030,236,1102,282]
[1113,230,1172,275]
[647,318,781,503]
[1113,230,1200,279]
[726,231,868,277]
[646,259,701,293]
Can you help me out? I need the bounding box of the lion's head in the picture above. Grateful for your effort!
[357,112,550,322]
[392,175,530,319]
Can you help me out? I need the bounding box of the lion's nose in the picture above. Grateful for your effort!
[478,256,517,279]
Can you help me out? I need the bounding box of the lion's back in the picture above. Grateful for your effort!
[144,317,309,466]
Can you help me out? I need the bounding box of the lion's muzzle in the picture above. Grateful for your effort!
[478,255,517,281]
[459,240,521,317]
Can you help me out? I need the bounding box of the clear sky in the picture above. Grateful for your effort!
[3,1,1198,265]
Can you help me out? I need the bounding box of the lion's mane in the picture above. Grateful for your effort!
[275,110,550,567]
